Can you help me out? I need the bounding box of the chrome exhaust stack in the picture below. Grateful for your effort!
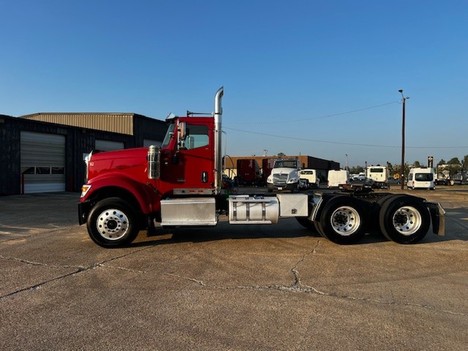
[213,87,224,194]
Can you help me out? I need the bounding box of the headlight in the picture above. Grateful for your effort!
[83,151,93,183]
[81,185,91,198]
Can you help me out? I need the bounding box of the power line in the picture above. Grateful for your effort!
[223,126,468,149]
[287,101,400,122]
[239,101,400,125]
[225,100,467,149]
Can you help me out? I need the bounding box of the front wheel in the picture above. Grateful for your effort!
[378,195,430,244]
[87,197,140,248]
[317,196,366,244]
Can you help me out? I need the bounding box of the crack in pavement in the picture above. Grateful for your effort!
[233,283,466,316]
[236,239,328,295]
[164,272,206,286]
[2,243,465,317]
[233,240,466,317]
[0,248,151,300]
[290,239,321,290]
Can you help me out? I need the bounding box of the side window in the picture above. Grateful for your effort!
[184,125,209,149]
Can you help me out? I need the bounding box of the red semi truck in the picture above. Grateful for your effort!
[78,88,445,248]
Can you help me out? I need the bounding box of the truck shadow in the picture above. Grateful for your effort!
[133,207,467,247]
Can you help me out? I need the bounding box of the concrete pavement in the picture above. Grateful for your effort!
[0,189,467,350]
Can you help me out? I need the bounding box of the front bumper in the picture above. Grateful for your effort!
[267,182,298,191]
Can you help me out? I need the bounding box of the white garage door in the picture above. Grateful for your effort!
[21,131,66,193]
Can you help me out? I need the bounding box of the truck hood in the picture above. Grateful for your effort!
[87,147,148,181]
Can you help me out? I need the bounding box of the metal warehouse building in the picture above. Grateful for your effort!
[0,113,167,195]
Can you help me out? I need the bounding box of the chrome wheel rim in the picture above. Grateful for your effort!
[392,206,422,236]
[330,206,361,236]
[96,208,130,240]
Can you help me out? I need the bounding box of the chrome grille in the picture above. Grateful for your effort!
[273,174,288,185]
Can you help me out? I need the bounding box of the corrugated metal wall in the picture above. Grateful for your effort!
[21,113,134,135]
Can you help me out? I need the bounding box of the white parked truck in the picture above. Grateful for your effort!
[407,167,436,190]
[366,165,389,188]
[267,159,301,192]
[78,88,445,248]
[299,169,320,189]
[327,170,350,188]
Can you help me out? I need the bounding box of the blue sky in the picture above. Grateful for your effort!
[1,0,467,167]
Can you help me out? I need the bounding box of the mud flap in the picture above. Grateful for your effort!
[78,200,91,225]
[427,202,445,236]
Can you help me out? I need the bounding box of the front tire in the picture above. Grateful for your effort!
[378,195,430,244]
[87,197,140,248]
[317,196,366,244]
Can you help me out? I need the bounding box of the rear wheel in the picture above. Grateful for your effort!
[378,195,430,244]
[317,196,366,244]
[87,197,140,248]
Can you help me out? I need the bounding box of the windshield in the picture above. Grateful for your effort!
[274,160,297,168]
[161,123,175,148]
[415,173,434,181]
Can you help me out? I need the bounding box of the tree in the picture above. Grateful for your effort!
[349,166,364,174]
[392,163,410,180]
[446,157,462,177]
[387,162,394,177]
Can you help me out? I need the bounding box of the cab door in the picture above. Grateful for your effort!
[161,119,215,192]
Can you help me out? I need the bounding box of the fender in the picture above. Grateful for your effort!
[83,173,160,215]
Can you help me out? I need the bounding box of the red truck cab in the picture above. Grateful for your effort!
[79,88,225,246]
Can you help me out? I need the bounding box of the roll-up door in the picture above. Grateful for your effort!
[20,132,66,193]
[95,140,124,151]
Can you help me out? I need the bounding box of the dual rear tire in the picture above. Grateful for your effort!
[299,195,431,245]
[315,196,366,245]
[378,195,430,244]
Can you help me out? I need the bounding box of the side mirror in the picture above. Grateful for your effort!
[177,122,188,150]
[178,122,186,141]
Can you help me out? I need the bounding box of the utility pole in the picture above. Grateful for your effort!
[398,89,409,190]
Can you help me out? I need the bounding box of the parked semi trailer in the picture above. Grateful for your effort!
[78,88,445,247]
[235,159,261,186]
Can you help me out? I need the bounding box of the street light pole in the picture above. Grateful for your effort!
[398,89,408,190]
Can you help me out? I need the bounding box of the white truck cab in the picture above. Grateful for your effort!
[267,159,300,192]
